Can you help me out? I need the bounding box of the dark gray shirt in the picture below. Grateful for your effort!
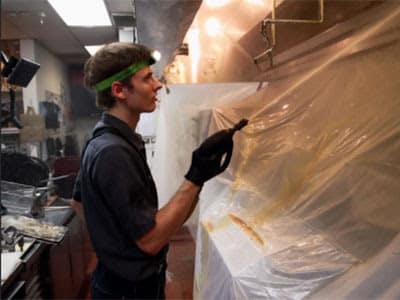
[73,113,167,281]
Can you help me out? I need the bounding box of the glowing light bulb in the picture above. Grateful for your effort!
[205,17,222,37]
[152,50,162,62]
[206,0,230,8]
[245,0,265,5]
[187,28,200,82]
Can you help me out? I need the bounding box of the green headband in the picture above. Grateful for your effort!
[95,62,148,92]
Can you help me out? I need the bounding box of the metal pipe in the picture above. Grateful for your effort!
[254,0,277,65]
[253,48,273,63]
[254,0,324,65]
[271,0,277,48]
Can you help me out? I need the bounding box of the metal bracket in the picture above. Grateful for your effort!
[254,0,324,67]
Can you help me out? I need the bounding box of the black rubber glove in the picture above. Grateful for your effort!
[185,119,248,186]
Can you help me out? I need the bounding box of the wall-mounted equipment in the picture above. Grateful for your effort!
[1,51,40,128]
[174,43,189,57]
[254,0,324,67]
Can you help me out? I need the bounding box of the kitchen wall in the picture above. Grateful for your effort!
[20,39,70,118]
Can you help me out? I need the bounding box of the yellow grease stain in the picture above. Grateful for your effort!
[229,213,264,246]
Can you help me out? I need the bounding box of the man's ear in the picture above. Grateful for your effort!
[110,81,127,100]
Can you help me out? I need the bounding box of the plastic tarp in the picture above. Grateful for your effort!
[153,82,264,210]
[153,3,400,299]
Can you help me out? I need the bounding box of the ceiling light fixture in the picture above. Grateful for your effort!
[84,45,104,56]
[39,12,46,25]
[48,0,112,27]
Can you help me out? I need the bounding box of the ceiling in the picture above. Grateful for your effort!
[1,0,385,79]
[1,0,201,75]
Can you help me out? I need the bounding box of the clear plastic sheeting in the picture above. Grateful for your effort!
[153,82,264,210]
[153,3,400,300]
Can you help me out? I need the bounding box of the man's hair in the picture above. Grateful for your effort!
[83,42,155,109]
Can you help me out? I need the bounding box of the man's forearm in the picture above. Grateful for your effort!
[136,180,201,255]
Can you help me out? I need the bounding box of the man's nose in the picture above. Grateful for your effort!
[154,78,163,92]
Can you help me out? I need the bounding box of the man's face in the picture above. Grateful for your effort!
[123,66,162,114]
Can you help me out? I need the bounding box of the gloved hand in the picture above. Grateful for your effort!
[185,119,248,186]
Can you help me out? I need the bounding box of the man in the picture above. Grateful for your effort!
[72,42,237,299]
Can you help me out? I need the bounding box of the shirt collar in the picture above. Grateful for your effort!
[96,112,144,149]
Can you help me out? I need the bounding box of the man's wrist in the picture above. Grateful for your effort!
[184,173,204,187]
[182,179,203,191]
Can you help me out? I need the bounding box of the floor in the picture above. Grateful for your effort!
[79,226,196,299]
[165,227,196,299]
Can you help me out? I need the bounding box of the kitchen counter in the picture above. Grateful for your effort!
[1,203,79,299]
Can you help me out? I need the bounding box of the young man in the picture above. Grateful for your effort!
[72,42,236,299]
